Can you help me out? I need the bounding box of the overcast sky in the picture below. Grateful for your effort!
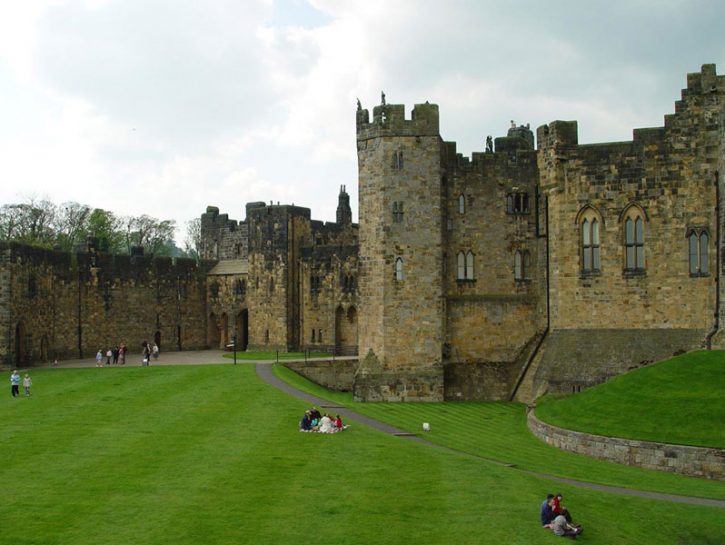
[1,0,723,242]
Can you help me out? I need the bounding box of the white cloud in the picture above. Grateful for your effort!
[0,0,723,244]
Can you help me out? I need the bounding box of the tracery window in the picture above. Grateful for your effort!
[458,194,466,214]
[514,250,531,281]
[582,218,601,273]
[624,213,645,272]
[688,229,709,276]
[456,251,475,280]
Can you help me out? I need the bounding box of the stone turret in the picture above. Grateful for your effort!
[354,99,445,401]
[336,185,352,225]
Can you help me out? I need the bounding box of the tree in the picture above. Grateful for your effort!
[124,215,177,255]
[87,208,125,253]
[54,202,91,251]
[184,218,202,259]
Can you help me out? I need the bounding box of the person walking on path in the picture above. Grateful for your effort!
[23,374,32,397]
[96,350,103,367]
[105,348,112,365]
[10,370,20,397]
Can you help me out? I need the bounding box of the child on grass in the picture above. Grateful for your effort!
[23,374,32,396]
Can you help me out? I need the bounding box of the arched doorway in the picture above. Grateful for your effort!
[15,322,26,366]
[40,335,49,362]
[236,309,249,351]
[220,313,229,349]
[207,313,220,349]
[347,306,358,347]
[335,306,358,354]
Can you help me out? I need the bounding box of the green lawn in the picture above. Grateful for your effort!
[273,364,725,501]
[535,350,725,448]
[221,350,330,361]
[1,365,723,545]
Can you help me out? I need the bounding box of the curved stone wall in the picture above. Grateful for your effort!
[527,411,724,480]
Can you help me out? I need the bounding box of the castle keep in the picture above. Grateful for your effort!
[3,65,724,403]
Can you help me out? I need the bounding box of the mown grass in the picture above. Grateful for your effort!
[535,350,725,448]
[221,350,330,361]
[273,364,725,501]
[2,365,724,545]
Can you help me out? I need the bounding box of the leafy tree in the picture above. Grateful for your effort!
[87,208,126,253]
[124,215,177,255]
[54,202,91,252]
[184,217,202,259]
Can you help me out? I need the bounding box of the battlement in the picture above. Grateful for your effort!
[536,120,579,151]
[201,205,239,231]
[356,101,440,140]
[683,63,723,97]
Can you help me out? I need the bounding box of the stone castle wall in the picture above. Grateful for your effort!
[0,242,212,366]
[528,411,724,480]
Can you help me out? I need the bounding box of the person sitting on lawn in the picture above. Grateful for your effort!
[540,494,556,527]
[309,406,321,421]
[334,414,344,429]
[299,411,312,432]
[553,493,573,523]
[318,413,336,433]
[551,514,583,538]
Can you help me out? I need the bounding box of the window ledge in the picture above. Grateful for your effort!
[580,270,601,279]
[623,269,646,278]
[456,278,477,284]
[689,272,710,278]
[515,278,532,284]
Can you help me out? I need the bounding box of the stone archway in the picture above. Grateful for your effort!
[15,322,26,366]
[236,309,249,351]
[207,313,220,349]
[346,306,358,347]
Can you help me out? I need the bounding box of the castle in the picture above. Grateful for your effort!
[2,65,723,403]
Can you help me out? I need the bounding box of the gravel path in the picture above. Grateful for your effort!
[255,361,725,509]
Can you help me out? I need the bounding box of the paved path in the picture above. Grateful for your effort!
[21,350,356,369]
[255,361,725,509]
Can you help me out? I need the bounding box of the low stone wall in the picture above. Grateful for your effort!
[527,411,724,480]
[283,359,357,391]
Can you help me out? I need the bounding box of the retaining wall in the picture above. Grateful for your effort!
[528,411,724,480]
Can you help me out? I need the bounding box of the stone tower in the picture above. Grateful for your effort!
[336,185,352,225]
[354,99,445,401]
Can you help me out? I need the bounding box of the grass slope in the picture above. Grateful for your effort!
[273,365,725,501]
[1,365,723,545]
[535,350,725,448]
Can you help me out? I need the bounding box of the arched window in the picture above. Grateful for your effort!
[458,194,465,214]
[625,215,645,271]
[312,329,316,343]
[395,257,404,281]
[457,252,465,280]
[688,229,709,276]
[582,218,600,272]
[466,251,475,280]
[514,250,531,280]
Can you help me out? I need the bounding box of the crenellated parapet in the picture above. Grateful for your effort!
[356,101,440,141]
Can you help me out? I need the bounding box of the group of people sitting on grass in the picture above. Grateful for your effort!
[541,493,583,538]
[299,407,348,433]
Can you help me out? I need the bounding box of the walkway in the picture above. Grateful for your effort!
[255,361,725,509]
